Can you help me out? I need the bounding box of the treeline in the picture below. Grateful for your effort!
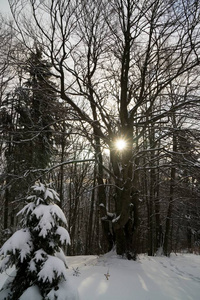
[0,0,200,259]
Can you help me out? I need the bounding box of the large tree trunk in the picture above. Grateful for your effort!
[113,180,139,259]
[110,139,139,259]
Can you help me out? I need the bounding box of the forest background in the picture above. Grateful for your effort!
[0,0,200,260]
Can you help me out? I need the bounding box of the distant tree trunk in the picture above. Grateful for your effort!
[163,132,177,256]
[147,120,162,255]
[187,225,192,252]
[59,127,65,208]
[148,124,156,256]
[4,188,9,230]
[155,151,162,251]
[3,113,16,230]
[85,169,96,255]
[155,176,163,251]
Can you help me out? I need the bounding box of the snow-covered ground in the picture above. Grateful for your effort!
[1,251,200,300]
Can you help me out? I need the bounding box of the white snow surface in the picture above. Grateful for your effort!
[1,251,200,299]
[18,282,79,300]
[47,280,79,300]
[66,252,200,300]
[19,285,43,300]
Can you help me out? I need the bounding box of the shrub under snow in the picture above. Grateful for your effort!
[0,182,79,300]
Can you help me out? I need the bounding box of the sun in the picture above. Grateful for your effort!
[115,139,127,151]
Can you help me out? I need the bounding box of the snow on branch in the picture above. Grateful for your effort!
[56,226,71,245]
[0,229,33,265]
[22,159,96,180]
[38,255,68,283]
[32,204,68,238]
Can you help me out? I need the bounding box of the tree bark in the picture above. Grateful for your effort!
[163,132,177,256]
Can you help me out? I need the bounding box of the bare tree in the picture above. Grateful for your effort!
[8,0,200,258]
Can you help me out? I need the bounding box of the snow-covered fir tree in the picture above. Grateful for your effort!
[0,182,79,300]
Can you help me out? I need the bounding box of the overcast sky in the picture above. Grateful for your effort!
[0,0,11,15]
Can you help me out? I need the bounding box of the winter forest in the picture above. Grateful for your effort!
[1,0,200,294]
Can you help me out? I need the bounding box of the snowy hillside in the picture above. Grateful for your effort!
[1,251,200,300]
